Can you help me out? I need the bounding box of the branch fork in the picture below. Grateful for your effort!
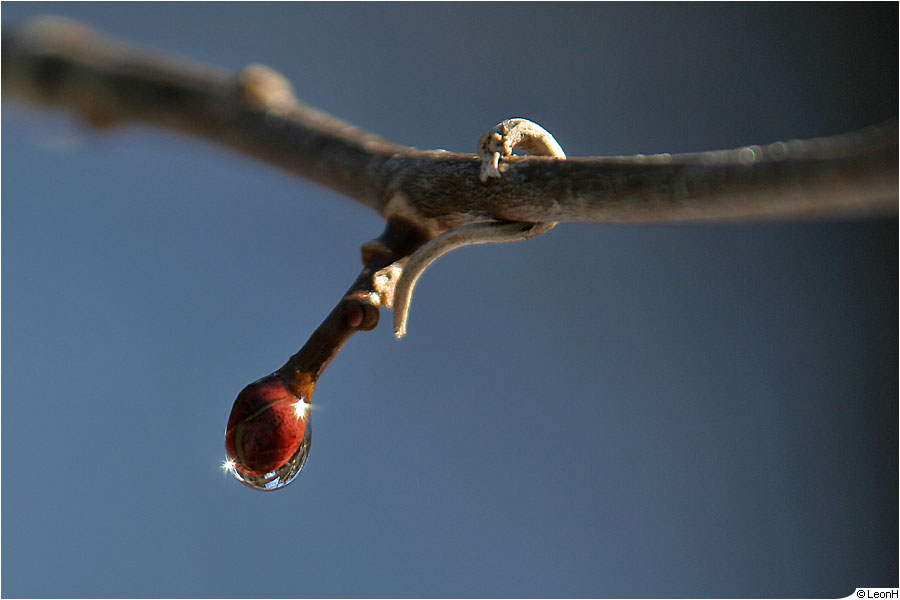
[382,117,567,337]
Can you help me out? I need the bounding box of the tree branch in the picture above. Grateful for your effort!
[5,15,897,490]
[4,15,897,233]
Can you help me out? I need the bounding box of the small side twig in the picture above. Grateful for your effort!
[273,216,431,397]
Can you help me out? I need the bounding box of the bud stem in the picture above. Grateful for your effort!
[274,217,431,396]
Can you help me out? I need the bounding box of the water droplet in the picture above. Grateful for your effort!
[224,374,313,491]
[227,420,311,491]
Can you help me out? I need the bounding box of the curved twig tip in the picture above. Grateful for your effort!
[478,118,567,181]
[392,221,556,338]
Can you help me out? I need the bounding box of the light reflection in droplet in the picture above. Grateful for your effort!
[292,399,310,420]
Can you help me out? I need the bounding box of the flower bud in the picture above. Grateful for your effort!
[225,374,310,477]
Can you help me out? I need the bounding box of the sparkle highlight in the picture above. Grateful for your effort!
[293,399,310,420]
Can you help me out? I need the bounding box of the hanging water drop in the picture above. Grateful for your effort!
[224,374,312,491]
[226,421,311,491]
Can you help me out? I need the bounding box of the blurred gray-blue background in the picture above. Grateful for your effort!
[2,3,896,598]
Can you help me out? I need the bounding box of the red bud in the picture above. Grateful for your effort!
[225,374,309,477]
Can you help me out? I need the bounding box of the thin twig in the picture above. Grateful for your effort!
[3,15,897,232]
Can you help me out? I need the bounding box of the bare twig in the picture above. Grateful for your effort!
[274,216,430,393]
[4,16,897,489]
[3,16,897,234]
